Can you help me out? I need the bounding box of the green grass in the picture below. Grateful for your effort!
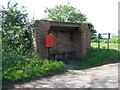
[75,42,120,69]
[91,35,120,43]
[112,35,120,38]
[91,43,119,50]
[2,52,66,82]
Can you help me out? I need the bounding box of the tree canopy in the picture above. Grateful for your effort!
[0,1,33,53]
[44,4,87,22]
[44,3,97,39]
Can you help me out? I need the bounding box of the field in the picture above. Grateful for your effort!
[91,43,119,50]
[75,36,120,69]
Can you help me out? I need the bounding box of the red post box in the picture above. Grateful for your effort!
[45,34,54,47]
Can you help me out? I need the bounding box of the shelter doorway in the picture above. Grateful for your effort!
[48,26,80,60]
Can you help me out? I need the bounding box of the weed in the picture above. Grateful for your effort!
[2,51,66,82]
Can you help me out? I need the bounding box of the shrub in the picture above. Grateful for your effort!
[1,1,66,83]
[1,1,33,53]
[2,51,66,82]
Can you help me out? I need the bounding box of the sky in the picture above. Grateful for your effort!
[0,0,119,35]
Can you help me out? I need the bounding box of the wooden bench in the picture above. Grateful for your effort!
[49,51,77,60]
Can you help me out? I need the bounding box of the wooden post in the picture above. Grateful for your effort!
[98,33,100,49]
[107,33,110,50]
[48,47,51,60]
[107,39,109,50]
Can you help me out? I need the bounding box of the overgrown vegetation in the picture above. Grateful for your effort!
[1,1,33,53]
[1,1,66,83]
[2,51,66,82]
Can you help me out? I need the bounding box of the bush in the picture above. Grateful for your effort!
[2,51,66,82]
[1,1,66,84]
[1,1,33,53]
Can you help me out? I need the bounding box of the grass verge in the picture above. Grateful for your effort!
[75,47,120,69]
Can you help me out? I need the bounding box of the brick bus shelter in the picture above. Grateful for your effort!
[32,20,90,60]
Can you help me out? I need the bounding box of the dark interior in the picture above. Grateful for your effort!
[48,24,80,60]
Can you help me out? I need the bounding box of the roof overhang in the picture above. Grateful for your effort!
[49,21,80,32]
[50,21,80,28]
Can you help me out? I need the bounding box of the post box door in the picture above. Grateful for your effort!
[45,34,54,47]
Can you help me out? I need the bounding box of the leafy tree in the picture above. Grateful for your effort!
[0,1,33,53]
[44,3,87,22]
[87,23,97,39]
[44,3,97,39]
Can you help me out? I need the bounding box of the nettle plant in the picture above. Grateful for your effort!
[1,1,33,53]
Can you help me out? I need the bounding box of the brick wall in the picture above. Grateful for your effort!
[32,20,90,59]
[79,23,91,57]
[48,30,74,59]
[33,20,50,59]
